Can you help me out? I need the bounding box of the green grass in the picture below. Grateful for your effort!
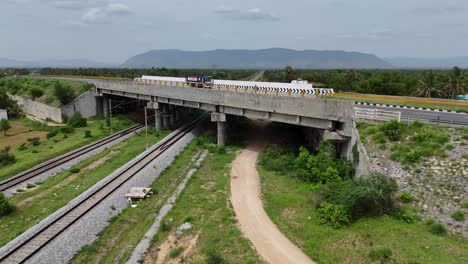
[259,165,468,264]
[358,121,453,165]
[0,116,134,182]
[0,130,169,247]
[70,140,263,263]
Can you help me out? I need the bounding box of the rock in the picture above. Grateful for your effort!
[453,196,461,202]
[423,204,428,210]
[176,222,193,234]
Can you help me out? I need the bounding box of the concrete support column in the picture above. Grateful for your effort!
[102,97,109,118]
[155,109,162,131]
[211,112,227,146]
[162,104,169,129]
[169,105,175,128]
[174,106,180,121]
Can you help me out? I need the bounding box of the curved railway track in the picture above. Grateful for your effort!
[0,114,208,264]
[0,124,145,192]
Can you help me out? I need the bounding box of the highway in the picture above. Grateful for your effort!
[356,104,468,126]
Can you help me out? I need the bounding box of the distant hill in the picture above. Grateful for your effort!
[121,48,392,69]
[0,58,111,68]
[385,57,468,69]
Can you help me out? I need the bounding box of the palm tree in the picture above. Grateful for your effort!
[415,70,443,98]
[444,67,466,99]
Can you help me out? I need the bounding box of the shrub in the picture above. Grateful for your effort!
[60,126,74,134]
[67,113,87,128]
[161,221,171,232]
[27,137,41,146]
[404,150,421,163]
[429,223,447,236]
[31,150,39,153]
[84,130,92,138]
[0,146,16,166]
[29,87,43,99]
[315,202,350,228]
[399,211,420,224]
[26,183,36,189]
[258,145,295,174]
[0,192,14,216]
[46,129,59,139]
[380,119,405,141]
[320,173,397,220]
[0,119,11,136]
[53,82,75,104]
[369,247,393,262]
[169,247,184,258]
[183,215,193,223]
[17,143,27,151]
[206,250,226,264]
[451,210,465,221]
[398,191,413,203]
[70,168,80,174]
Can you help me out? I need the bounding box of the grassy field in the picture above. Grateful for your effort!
[328,94,468,113]
[259,165,468,264]
[0,116,134,182]
[0,129,169,247]
[71,139,263,264]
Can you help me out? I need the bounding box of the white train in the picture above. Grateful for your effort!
[136,75,334,95]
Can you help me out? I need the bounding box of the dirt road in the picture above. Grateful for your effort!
[230,143,315,264]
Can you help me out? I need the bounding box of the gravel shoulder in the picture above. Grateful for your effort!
[230,143,315,264]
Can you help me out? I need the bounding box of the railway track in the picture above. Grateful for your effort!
[0,114,208,264]
[0,124,145,192]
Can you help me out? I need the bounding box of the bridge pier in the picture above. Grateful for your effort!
[155,109,162,131]
[162,104,169,129]
[211,113,227,146]
[169,105,175,127]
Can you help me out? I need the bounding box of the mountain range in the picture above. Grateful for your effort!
[1,49,468,69]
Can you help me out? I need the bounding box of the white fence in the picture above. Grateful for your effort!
[354,107,401,122]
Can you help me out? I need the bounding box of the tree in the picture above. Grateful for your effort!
[284,66,298,82]
[415,71,443,98]
[444,67,466,99]
[53,82,75,105]
[0,119,11,136]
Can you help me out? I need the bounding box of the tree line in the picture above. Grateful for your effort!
[264,66,466,99]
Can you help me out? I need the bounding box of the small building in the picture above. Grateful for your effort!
[0,109,7,120]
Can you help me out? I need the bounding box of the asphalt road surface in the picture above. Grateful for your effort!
[356,104,468,126]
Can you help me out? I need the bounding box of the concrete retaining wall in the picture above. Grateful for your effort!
[352,122,371,177]
[0,109,7,120]
[62,90,98,119]
[9,89,98,123]
[9,95,63,123]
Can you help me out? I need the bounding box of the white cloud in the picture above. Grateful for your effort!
[213,6,279,21]
[106,3,132,15]
[81,8,107,24]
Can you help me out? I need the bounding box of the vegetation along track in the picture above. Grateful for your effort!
[0,123,145,192]
[0,113,209,264]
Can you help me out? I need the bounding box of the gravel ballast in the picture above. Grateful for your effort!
[0,124,202,264]
[2,126,145,197]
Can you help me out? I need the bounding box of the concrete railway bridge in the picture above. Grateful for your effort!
[60,78,356,158]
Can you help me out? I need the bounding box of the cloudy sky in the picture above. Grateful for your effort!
[1,0,468,63]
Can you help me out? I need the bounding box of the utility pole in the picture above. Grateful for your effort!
[144,106,149,150]
[108,98,113,134]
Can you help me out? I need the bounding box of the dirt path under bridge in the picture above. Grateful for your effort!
[230,121,315,264]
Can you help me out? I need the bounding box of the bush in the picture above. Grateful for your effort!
[429,223,447,236]
[67,113,87,128]
[46,129,59,139]
[399,211,420,224]
[29,87,43,99]
[17,143,27,151]
[169,247,184,258]
[380,119,405,141]
[27,137,41,146]
[445,144,455,151]
[53,82,75,104]
[206,250,226,264]
[0,146,16,166]
[369,247,393,262]
[70,168,80,174]
[404,150,421,163]
[319,173,397,220]
[60,126,75,134]
[315,202,350,228]
[451,210,465,221]
[398,192,414,203]
[0,192,14,216]
[258,145,295,174]
[84,130,92,138]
